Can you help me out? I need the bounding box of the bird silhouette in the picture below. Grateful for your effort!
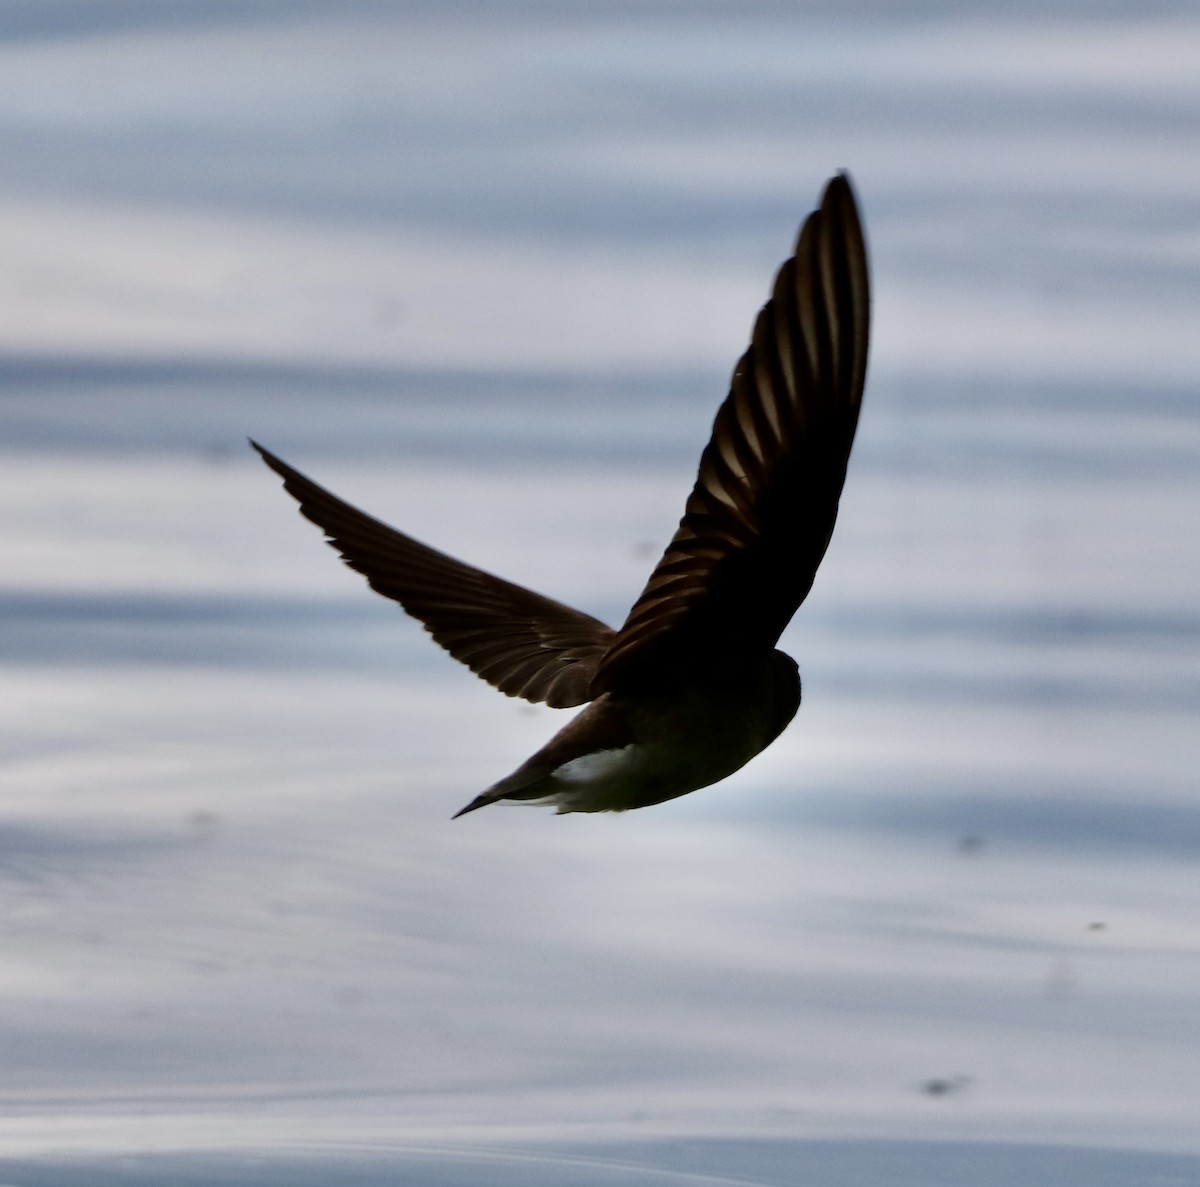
[253,172,869,817]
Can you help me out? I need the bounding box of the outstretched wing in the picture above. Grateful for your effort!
[594,172,870,691]
[253,443,614,708]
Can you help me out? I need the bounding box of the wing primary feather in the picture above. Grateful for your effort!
[251,441,614,708]
[592,172,870,693]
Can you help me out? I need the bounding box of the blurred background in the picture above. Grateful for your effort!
[1,2,1198,1182]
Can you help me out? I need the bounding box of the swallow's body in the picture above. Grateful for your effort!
[255,174,870,817]
[460,650,800,816]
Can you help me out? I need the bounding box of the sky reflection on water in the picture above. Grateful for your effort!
[1,1,1199,1179]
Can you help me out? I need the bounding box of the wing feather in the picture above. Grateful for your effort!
[593,173,869,691]
[252,443,613,707]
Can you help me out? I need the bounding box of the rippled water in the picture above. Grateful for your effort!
[1,2,1198,1181]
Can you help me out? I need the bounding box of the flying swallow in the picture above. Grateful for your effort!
[253,172,869,817]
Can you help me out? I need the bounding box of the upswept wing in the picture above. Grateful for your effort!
[593,173,870,692]
[252,443,614,707]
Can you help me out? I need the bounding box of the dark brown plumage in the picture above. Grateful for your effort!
[254,172,870,816]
